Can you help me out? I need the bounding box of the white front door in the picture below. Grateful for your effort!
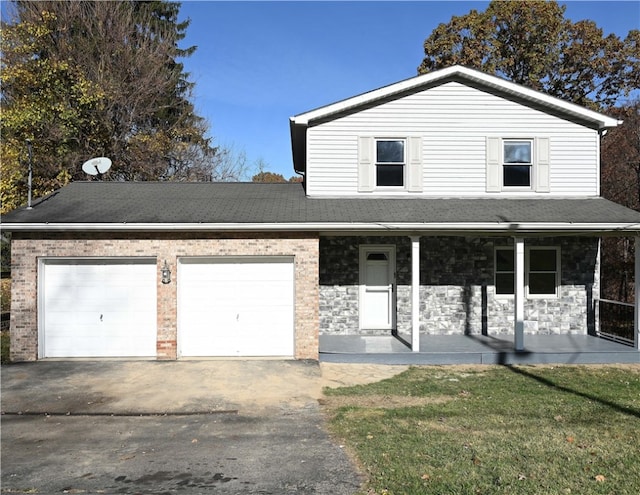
[359,246,396,330]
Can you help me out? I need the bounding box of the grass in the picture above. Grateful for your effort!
[323,365,640,495]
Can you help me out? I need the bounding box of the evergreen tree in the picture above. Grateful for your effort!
[1,1,228,213]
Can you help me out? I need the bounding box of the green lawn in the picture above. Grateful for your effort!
[324,365,640,495]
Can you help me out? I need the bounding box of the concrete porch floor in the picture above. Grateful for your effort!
[319,334,640,365]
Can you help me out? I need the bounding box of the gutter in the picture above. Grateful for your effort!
[4,222,640,234]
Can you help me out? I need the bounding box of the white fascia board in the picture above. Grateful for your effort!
[5,221,640,234]
[291,65,619,129]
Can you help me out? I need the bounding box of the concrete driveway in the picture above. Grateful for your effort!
[1,360,407,494]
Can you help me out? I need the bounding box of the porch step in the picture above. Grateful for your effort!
[319,335,640,365]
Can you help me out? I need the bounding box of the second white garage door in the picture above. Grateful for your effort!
[178,257,294,357]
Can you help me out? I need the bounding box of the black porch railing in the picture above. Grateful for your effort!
[595,298,635,346]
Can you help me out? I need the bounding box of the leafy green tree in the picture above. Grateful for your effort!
[418,0,639,110]
[1,9,99,211]
[1,1,231,213]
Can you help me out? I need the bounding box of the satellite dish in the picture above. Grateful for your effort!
[82,157,112,177]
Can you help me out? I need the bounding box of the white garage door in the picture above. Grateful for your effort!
[41,259,157,358]
[178,257,294,357]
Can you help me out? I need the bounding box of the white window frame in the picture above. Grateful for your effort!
[526,246,561,299]
[375,138,406,189]
[486,137,550,193]
[502,139,533,190]
[493,246,560,299]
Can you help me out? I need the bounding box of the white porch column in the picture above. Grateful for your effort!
[514,237,525,351]
[411,236,421,352]
[635,237,640,350]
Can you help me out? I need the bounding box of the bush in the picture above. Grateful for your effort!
[0,278,10,313]
[1,330,9,364]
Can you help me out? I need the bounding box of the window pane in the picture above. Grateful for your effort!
[496,273,514,295]
[530,249,557,271]
[496,249,514,271]
[504,165,531,187]
[376,140,404,163]
[529,273,556,295]
[367,253,388,261]
[376,164,404,186]
[504,141,531,163]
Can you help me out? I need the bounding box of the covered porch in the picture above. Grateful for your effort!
[316,198,640,363]
[319,334,640,365]
[318,231,640,363]
[398,235,640,357]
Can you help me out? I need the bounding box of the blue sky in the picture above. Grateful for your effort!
[178,1,640,179]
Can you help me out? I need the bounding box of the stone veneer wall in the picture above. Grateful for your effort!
[319,236,599,336]
[10,232,319,362]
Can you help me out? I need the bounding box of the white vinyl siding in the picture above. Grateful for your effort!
[305,81,599,197]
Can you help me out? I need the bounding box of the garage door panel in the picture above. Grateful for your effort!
[179,258,294,357]
[231,336,291,357]
[240,282,292,300]
[101,292,154,310]
[47,310,95,326]
[45,292,79,307]
[239,306,292,321]
[42,259,157,358]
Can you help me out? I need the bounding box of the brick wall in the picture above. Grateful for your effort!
[10,232,319,362]
[320,235,599,337]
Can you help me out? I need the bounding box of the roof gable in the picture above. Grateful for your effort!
[292,65,619,128]
[289,65,620,174]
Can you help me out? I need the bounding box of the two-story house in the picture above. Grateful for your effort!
[4,65,640,363]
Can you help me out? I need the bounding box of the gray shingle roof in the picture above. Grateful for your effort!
[3,182,640,232]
